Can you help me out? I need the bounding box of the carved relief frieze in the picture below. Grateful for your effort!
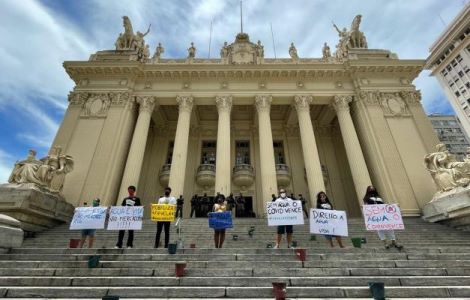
[81,93,111,118]
[356,90,381,106]
[400,90,422,107]
[68,92,88,106]
[379,92,410,117]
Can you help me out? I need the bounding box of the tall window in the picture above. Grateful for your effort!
[273,141,285,164]
[166,141,174,164]
[235,141,250,165]
[201,141,216,165]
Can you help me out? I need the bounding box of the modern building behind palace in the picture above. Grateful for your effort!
[52,13,440,218]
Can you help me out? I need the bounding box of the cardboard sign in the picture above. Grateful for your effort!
[151,204,176,222]
[310,209,348,237]
[208,211,233,230]
[107,206,144,230]
[70,207,107,230]
[362,204,404,231]
[266,200,304,226]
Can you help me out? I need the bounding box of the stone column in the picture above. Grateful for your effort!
[294,95,326,206]
[332,95,372,204]
[168,96,194,197]
[255,95,278,207]
[215,95,233,195]
[118,96,157,199]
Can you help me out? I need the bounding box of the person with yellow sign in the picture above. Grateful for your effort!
[154,187,177,248]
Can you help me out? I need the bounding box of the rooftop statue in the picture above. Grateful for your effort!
[424,144,470,192]
[187,42,196,59]
[289,42,299,60]
[8,147,74,193]
[114,16,151,62]
[332,14,368,59]
[153,43,164,61]
[322,42,331,59]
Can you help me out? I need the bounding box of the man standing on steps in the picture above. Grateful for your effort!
[175,195,184,218]
[154,187,177,248]
[274,188,294,249]
[115,186,141,249]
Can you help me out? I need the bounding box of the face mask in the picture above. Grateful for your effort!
[280,193,286,198]
[164,191,170,197]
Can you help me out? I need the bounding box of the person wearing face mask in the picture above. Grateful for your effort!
[316,191,344,248]
[363,185,403,250]
[274,189,294,249]
[212,194,228,248]
[115,186,141,249]
[154,187,177,248]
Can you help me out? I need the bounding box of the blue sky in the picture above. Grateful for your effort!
[0,0,467,182]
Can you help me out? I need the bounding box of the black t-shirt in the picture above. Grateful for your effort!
[121,196,141,206]
[364,197,384,205]
[177,198,184,206]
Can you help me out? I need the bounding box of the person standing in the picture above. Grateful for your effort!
[115,186,141,249]
[154,187,177,248]
[201,193,209,216]
[316,191,344,248]
[274,189,294,249]
[212,194,228,248]
[271,194,277,202]
[236,193,245,217]
[363,185,404,250]
[175,195,184,218]
[226,193,235,214]
[299,194,308,218]
[79,198,100,248]
[190,194,198,218]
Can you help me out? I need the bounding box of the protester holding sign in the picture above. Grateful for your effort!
[154,187,177,248]
[211,194,228,248]
[79,198,101,248]
[316,192,345,248]
[363,185,404,250]
[273,188,296,249]
[115,186,141,249]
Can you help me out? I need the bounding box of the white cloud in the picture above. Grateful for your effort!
[0,149,14,184]
[0,0,466,161]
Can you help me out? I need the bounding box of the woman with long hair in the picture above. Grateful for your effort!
[363,185,403,250]
[212,194,228,248]
[316,191,344,248]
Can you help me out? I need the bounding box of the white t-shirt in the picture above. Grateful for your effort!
[158,196,177,205]
[320,203,332,210]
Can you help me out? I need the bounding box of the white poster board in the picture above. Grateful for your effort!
[70,207,107,230]
[362,204,404,231]
[107,206,144,230]
[266,200,304,226]
[310,209,348,236]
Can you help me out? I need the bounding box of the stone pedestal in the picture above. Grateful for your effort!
[423,188,470,231]
[0,184,75,232]
[0,214,23,251]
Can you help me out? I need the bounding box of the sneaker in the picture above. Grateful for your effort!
[394,244,404,250]
[273,244,279,249]
[114,246,121,249]
[127,246,133,249]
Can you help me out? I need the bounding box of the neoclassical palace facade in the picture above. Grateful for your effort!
[54,17,438,217]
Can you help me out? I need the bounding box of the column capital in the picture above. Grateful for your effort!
[136,96,157,114]
[176,95,194,113]
[332,95,353,112]
[294,95,313,112]
[215,95,233,113]
[255,95,273,114]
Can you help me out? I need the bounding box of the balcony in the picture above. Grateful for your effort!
[159,164,171,187]
[196,164,216,189]
[232,164,255,189]
[276,164,291,188]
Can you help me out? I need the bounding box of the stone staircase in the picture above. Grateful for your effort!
[0,217,469,299]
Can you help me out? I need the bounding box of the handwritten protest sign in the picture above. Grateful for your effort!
[70,207,107,230]
[107,206,144,230]
[362,204,404,231]
[266,200,304,226]
[310,209,348,236]
[208,211,233,230]
[151,204,176,222]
